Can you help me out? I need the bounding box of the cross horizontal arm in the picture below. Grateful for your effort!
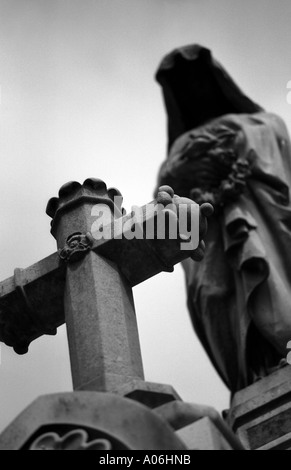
[0,252,65,354]
[0,189,206,355]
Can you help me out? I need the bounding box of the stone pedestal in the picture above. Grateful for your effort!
[0,391,243,450]
[229,365,291,450]
[176,418,234,450]
[0,393,186,450]
[154,400,244,450]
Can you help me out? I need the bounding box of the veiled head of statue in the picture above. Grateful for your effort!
[156,44,263,151]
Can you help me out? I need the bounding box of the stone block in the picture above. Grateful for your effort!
[229,365,291,450]
[0,392,186,450]
[154,400,244,450]
[176,417,234,450]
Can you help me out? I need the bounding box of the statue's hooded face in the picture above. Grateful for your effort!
[155,45,264,207]
[156,45,263,152]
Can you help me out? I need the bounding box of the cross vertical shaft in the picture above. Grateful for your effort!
[65,252,144,392]
[47,178,144,392]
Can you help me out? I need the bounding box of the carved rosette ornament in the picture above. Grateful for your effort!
[59,232,94,263]
[30,429,112,451]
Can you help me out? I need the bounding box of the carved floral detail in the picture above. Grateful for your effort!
[191,157,252,208]
[158,123,253,209]
[30,429,112,451]
[59,232,93,263]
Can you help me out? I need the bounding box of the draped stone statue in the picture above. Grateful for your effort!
[155,45,291,393]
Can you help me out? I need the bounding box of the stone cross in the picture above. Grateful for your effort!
[0,178,211,398]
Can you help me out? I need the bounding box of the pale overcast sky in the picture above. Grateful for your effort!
[0,0,291,432]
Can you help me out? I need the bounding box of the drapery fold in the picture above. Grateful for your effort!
[156,45,291,392]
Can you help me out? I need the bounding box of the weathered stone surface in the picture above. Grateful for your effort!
[0,392,186,450]
[176,417,234,450]
[0,253,65,354]
[65,251,144,392]
[229,365,291,450]
[0,178,213,448]
[154,401,244,450]
[50,179,146,392]
[0,181,207,355]
[46,178,123,245]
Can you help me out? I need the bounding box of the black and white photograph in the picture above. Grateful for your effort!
[0,0,291,452]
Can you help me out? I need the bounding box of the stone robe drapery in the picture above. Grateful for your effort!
[156,46,291,392]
